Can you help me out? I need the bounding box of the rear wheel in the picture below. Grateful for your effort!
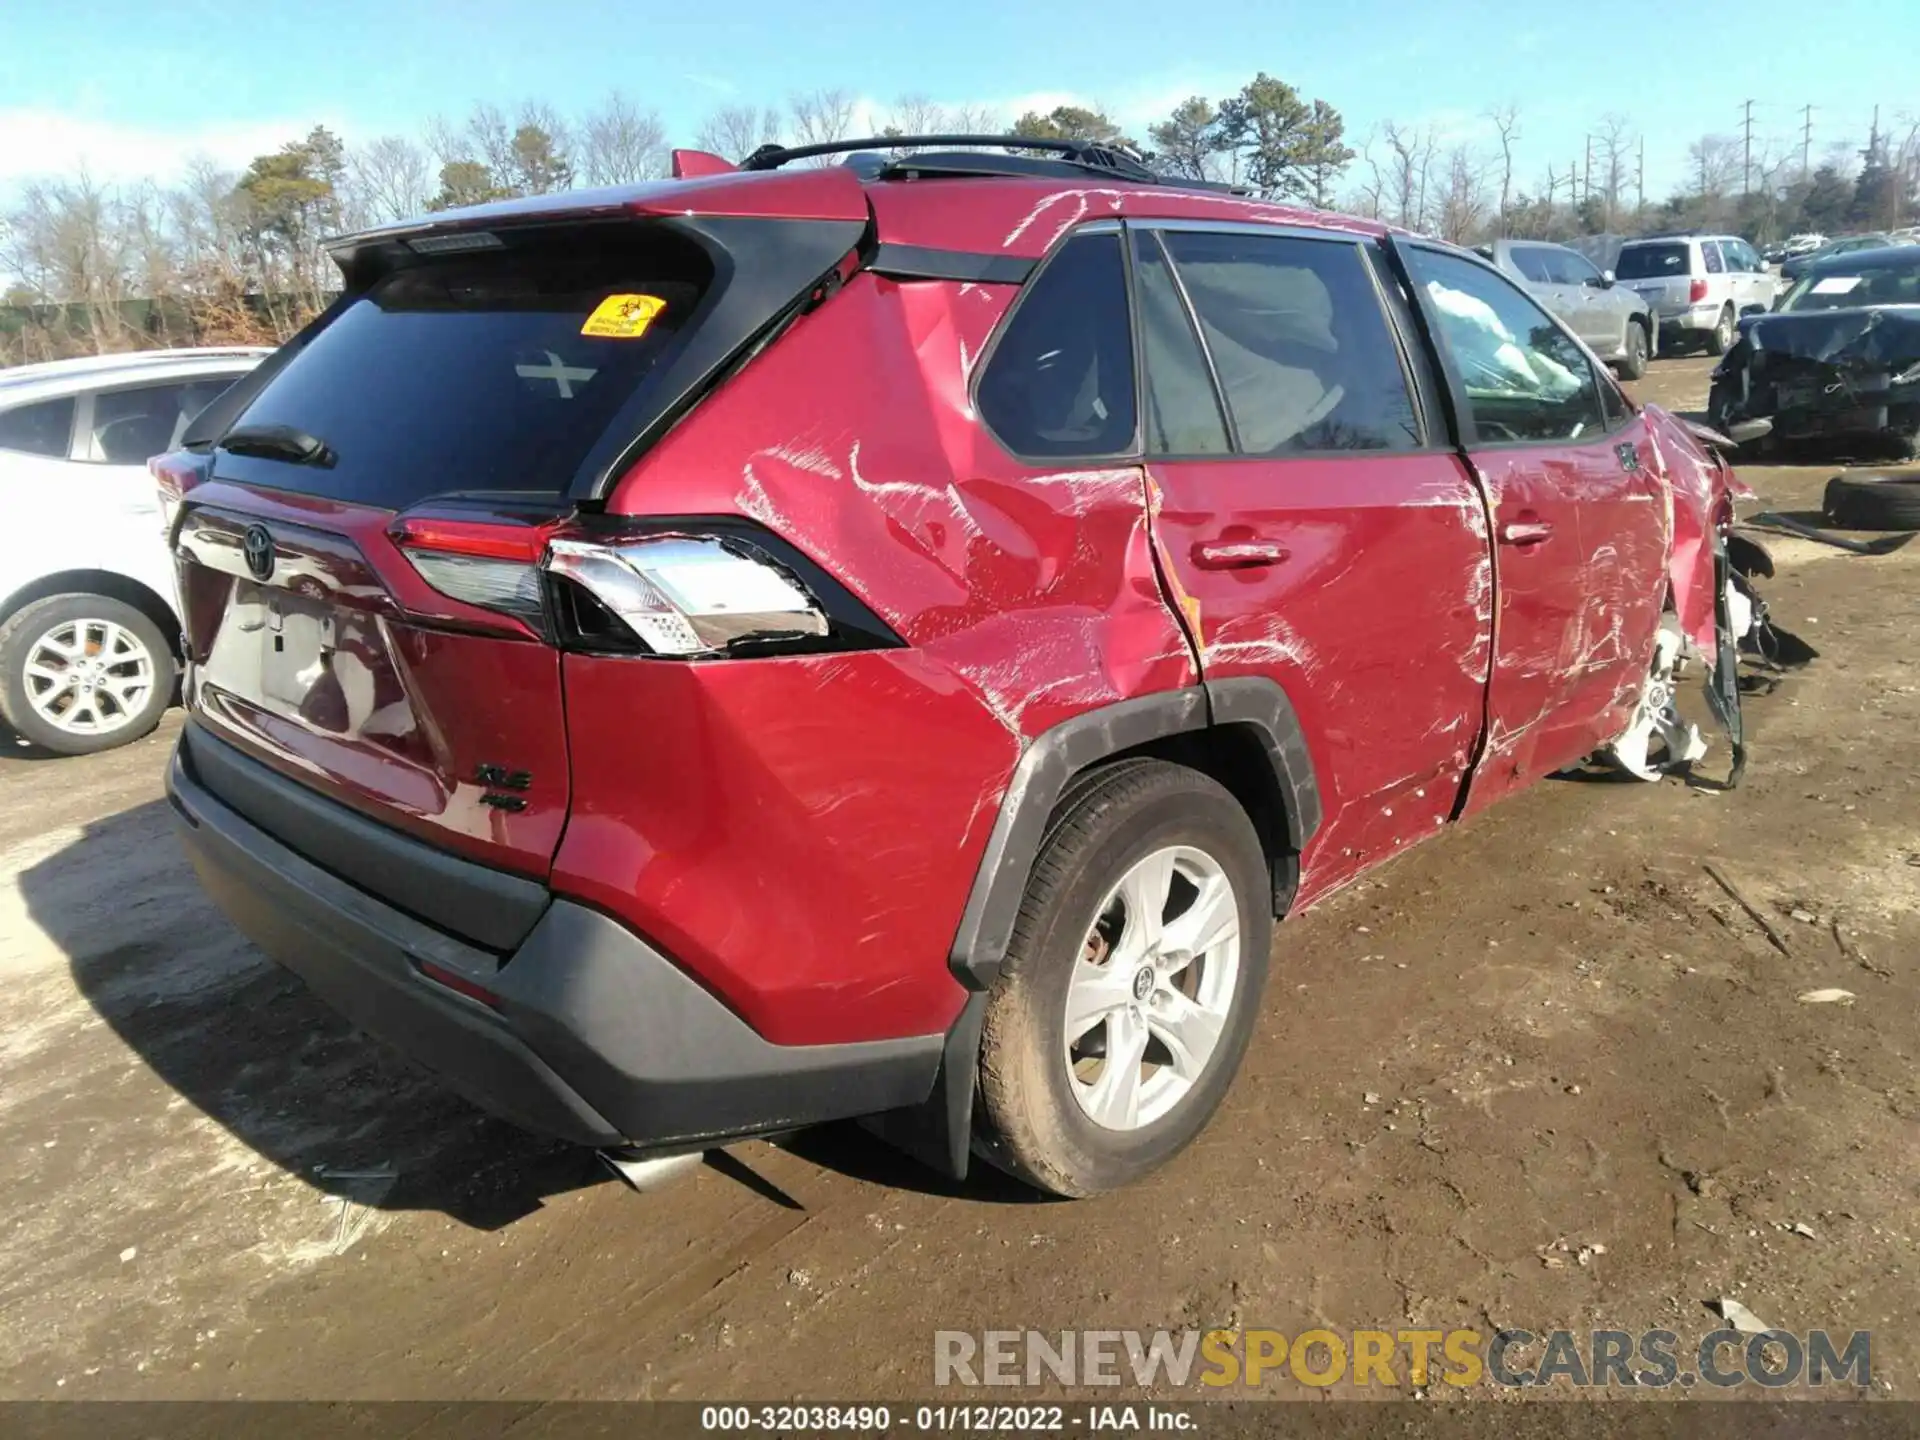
[1705,305,1735,356]
[974,760,1272,1197]
[0,594,176,756]
[1615,319,1650,380]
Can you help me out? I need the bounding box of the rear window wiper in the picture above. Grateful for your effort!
[218,424,337,468]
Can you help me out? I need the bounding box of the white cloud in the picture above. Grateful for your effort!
[0,109,329,188]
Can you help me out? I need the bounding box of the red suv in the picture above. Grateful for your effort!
[159,138,1751,1197]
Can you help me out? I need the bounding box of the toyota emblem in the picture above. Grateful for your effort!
[242,524,275,582]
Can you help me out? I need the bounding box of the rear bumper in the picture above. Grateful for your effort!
[167,726,944,1151]
[1658,303,1722,333]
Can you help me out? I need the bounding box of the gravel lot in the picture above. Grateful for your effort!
[2,355,1915,1400]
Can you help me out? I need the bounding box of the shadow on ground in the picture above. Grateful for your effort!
[20,797,607,1229]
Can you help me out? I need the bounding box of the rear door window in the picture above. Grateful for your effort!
[215,227,714,506]
[1402,246,1605,444]
[977,232,1137,459]
[1160,230,1421,454]
[1132,231,1231,456]
[1702,242,1726,274]
[1551,250,1603,286]
[0,396,76,458]
[1509,247,1556,284]
[1614,244,1689,280]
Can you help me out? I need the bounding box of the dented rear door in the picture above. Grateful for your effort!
[1135,225,1491,904]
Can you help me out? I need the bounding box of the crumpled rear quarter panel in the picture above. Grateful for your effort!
[570,271,1196,1045]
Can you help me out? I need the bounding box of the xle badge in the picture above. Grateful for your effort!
[476,763,532,812]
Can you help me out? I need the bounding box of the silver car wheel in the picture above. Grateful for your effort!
[22,618,156,737]
[1062,844,1241,1131]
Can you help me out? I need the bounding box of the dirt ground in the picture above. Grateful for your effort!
[2,355,1915,1402]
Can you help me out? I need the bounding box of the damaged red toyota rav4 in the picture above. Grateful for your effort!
[158,137,1766,1198]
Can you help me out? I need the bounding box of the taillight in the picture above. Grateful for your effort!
[1689,278,1709,304]
[390,513,554,623]
[389,510,878,659]
[150,452,208,541]
[545,534,829,656]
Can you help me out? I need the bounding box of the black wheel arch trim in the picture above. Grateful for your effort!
[946,679,1322,994]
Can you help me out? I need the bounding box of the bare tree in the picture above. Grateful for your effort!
[695,104,782,160]
[1594,112,1635,232]
[1487,104,1520,235]
[350,136,433,224]
[1379,121,1436,232]
[580,91,668,184]
[788,88,857,161]
[945,104,1002,135]
[1435,145,1491,244]
[1687,134,1743,198]
[880,94,947,137]
[462,103,518,178]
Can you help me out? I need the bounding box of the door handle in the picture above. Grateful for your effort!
[1193,538,1291,569]
[1497,519,1555,546]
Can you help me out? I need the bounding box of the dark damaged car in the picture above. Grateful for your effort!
[1709,244,1920,458]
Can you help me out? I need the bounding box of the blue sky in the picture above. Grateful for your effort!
[0,0,1909,201]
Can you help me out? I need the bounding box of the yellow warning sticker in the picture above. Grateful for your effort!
[581,293,667,339]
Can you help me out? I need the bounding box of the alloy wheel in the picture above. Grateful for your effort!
[1062,845,1241,1131]
[22,618,157,738]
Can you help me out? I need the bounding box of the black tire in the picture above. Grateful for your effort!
[0,594,176,756]
[973,759,1272,1197]
[1704,305,1735,356]
[1823,472,1920,531]
[1614,319,1650,381]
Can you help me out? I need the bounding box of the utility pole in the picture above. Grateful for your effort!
[1741,99,1754,194]
[1635,135,1645,215]
[1801,104,1813,179]
[1583,135,1593,210]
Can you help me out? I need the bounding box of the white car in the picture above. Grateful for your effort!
[1612,233,1780,355]
[0,348,269,754]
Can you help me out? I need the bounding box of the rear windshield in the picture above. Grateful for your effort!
[1615,243,1689,280]
[215,226,713,507]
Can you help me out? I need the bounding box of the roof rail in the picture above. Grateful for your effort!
[735,133,1248,194]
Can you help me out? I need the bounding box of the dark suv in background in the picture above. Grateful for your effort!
[159,137,1749,1197]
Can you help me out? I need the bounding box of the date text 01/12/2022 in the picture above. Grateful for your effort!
[699,1405,1196,1432]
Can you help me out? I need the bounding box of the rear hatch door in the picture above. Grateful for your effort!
[1616,241,1694,316]
[174,199,865,882]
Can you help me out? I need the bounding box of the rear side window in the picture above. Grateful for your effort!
[1133,232,1231,456]
[1402,246,1604,444]
[87,380,239,464]
[1702,242,1725,274]
[1615,244,1689,280]
[1160,230,1420,454]
[0,396,75,458]
[217,227,713,506]
[977,232,1136,459]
